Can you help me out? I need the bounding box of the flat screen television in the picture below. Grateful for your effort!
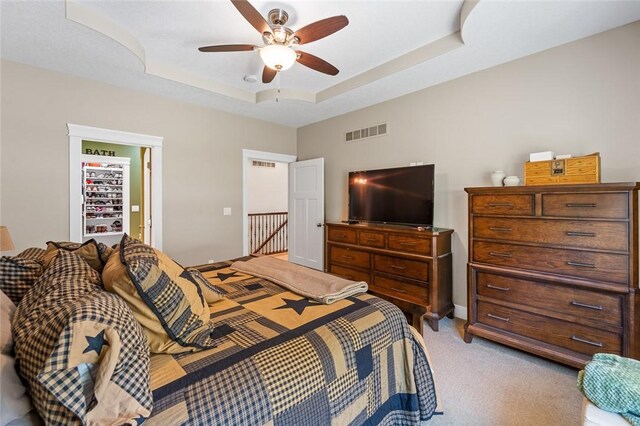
[348,164,435,227]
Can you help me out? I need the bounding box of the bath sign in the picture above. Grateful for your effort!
[84,148,116,156]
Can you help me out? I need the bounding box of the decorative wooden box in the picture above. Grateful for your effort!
[524,153,600,186]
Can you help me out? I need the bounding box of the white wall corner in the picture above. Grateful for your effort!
[453,304,468,321]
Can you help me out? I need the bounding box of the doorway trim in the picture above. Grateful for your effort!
[242,149,296,256]
[68,124,164,249]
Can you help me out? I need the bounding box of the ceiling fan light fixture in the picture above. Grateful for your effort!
[260,44,297,71]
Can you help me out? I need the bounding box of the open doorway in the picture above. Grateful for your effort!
[247,159,288,257]
[68,124,163,249]
[242,149,296,256]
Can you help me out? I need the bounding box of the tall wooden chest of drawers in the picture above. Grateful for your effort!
[464,183,639,368]
[325,223,454,334]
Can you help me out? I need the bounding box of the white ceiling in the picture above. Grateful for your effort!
[2,1,640,128]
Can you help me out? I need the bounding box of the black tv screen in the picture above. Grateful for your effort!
[348,164,435,227]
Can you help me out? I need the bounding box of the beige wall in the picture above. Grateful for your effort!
[297,21,640,315]
[0,60,296,264]
[247,161,288,214]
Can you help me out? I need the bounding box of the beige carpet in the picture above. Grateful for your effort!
[422,318,583,425]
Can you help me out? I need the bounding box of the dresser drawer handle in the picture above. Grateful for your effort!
[390,265,407,271]
[571,335,603,348]
[365,238,378,242]
[345,275,354,280]
[399,242,417,247]
[487,203,514,208]
[567,261,596,268]
[390,287,406,294]
[489,252,513,259]
[487,284,510,292]
[565,203,597,208]
[489,227,512,232]
[487,313,510,322]
[341,255,354,260]
[570,301,603,311]
[566,231,596,237]
[335,233,347,238]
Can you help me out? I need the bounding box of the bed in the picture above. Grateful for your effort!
[2,240,439,425]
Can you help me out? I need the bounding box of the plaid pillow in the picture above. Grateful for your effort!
[16,247,46,263]
[43,240,105,273]
[186,267,225,304]
[0,256,43,305]
[103,235,216,353]
[12,250,152,425]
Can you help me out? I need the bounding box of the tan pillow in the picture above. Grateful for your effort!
[43,240,104,273]
[102,236,215,354]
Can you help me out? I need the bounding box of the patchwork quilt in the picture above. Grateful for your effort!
[147,259,438,425]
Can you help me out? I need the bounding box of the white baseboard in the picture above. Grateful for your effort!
[453,304,467,321]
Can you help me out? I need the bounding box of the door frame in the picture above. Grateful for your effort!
[242,149,296,256]
[68,124,164,249]
[143,148,152,244]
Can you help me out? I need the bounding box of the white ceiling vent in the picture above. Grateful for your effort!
[252,160,276,168]
[345,123,388,143]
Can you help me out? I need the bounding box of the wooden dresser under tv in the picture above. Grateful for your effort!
[325,222,454,334]
[464,182,639,368]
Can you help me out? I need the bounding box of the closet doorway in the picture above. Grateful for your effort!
[68,124,163,249]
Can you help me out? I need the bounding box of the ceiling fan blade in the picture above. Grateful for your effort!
[198,44,257,52]
[262,66,277,83]
[231,0,272,35]
[293,16,348,45]
[296,51,339,76]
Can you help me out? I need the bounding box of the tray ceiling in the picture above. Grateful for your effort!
[2,1,639,127]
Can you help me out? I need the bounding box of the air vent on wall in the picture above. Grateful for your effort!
[345,123,388,143]
[252,160,276,168]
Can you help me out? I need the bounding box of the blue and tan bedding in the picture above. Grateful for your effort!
[10,248,153,425]
[1,236,438,425]
[147,260,437,424]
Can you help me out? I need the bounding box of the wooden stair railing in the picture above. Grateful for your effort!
[249,212,288,255]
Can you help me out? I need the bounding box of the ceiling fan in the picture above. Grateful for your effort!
[198,0,349,83]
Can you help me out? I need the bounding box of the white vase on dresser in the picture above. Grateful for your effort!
[490,170,506,187]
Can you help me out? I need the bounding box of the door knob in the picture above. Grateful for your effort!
[316,223,323,227]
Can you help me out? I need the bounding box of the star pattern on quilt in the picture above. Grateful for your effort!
[83,330,109,356]
[215,271,240,281]
[274,298,321,315]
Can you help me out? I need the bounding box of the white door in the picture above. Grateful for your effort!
[288,158,324,270]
